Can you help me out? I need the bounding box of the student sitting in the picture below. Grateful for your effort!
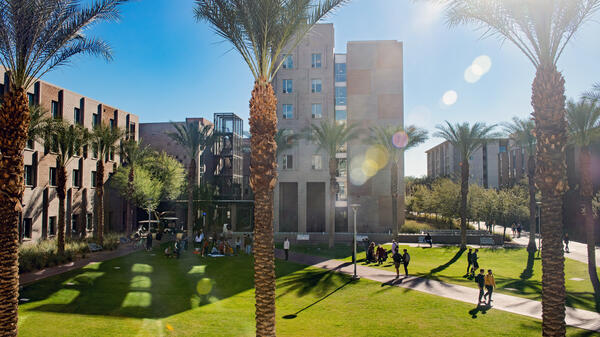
[164,246,174,258]
[376,245,387,265]
[366,242,376,263]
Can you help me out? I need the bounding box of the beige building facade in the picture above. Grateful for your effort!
[2,71,140,242]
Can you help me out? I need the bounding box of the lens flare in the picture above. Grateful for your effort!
[365,145,389,169]
[473,55,492,74]
[442,90,458,106]
[392,131,409,149]
[362,159,379,177]
[196,278,212,295]
[349,155,368,186]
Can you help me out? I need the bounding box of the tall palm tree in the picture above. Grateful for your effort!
[0,1,127,334]
[305,121,357,248]
[434,121,497,250]
[195,2,348,335]
[42,119,90,254]
[167,122,213,242]
[120,139,152,234]
[503,117,537,253]
[91,124,124,245]
[440,1,600,334]
[369,124,428,236]
[27,105,50,143]
[566,98,600,300]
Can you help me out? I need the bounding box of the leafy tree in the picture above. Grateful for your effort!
[440,0,600,333]
[119,139,153,234]
[434,121,497,249]
[167,122,213,243]
[0,2,128,332]
[194,1,349,333]
[503,117,537,252]
[145,151,185,202]
[431,178,460,222]
[305,120,358,248]
[369,124,428,235]
[566,97,600,300]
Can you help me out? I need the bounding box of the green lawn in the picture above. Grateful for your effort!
[306,244,600,312]
[18,247,595,336]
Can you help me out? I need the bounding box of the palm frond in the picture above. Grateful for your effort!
[305,120,358,159]
[166,121,214,160]
[566,97,600,146]
[434,120,498,159]
[502,116,536,154]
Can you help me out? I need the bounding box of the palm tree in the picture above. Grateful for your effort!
[27,105,50,143]
[0,1,127,333]
[305,121,357,248]
[42,119,90,254]
[275,129,299,157]
[440,1,600,334]
[120,139,152,234]
[503,117,537,253]
[167,122,213,242]
[369,124,428,236]
[434,121,497,250]
[91,124,124,245]
[566,98,600,300]
[195,1,347,334]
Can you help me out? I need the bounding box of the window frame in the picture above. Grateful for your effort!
[282,104,294,120]
[282,154,293,170]
[282,54,293,69]
[311,53,322,68]
[282,79,293,94]
[311,155,322,170]
[311,79,322,93]
[49,167,57,187]
[311,103,322,119]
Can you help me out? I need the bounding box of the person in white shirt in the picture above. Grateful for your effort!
[283,237,290,261]
[195,230,204,249]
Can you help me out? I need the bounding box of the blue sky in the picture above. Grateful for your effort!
[43,0,600,177]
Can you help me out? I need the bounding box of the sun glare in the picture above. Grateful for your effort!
[442,90,458,106]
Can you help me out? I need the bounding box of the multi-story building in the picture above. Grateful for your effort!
[4,71,140,242]
[273,24,405,234]
[426,139,509,189]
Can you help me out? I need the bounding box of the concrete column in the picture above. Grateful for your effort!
[231,204,238,231]
[298,180,307,233]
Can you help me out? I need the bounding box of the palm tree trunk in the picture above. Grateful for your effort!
[96,160,105,245]
[459,159,469,249]
[532,65,567,336]
[579,147,600,300]
[391,161,399,237]
[127,166,134,234]
[0,87,29,337]
[329,158,337,248]
[249,80,277,337]
[57,164,67,255]
[527,154,537,253]
[187,159,196,242]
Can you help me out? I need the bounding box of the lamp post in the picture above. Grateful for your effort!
[536,201,542,258]
[350,204,360,280]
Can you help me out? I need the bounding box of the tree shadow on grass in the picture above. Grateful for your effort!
[428,248,465,275]
[519,250,536,280]
[281,278,353,320]
[276,269,348,300]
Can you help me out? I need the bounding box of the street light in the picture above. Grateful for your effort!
[350,204,360,280]
[536,201,542,258]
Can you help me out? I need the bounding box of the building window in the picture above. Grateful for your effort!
[92,113,100,128]
[92,143,98,159]
[336,158,347,177]
[22,218,32,239]
[51,101,59,118]
[86,213,93,230]
[335,109,347,122]
[282,155,293,170]
[311,79,322,93]
[26,139,34,149]
[311,53,322,68]
[71,214,78,235]
[282,104,294,119]
[24,165,33,186]
[72,169,80,188]
[311,104,322,119]
[91,171,97,188]
[129,123,136,140]
[109,149,115,161]
[282,54,293,69]
[74,108,82,125]
[27,93,35,106]
[335,63,347,82]
[311,155,322,170]
[48,216,56,236]
[49,167,57,186]
[336,181,347,201]
[109,119,115,130]
[335,87,347,105]
[282,79,293,93]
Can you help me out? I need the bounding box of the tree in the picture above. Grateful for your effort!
[91,124,124,245]
[305,121,357,248]
[167,122,213,242]
[566,97,600,301]
[369,124,428,235]
[27,105,50,143]
[0,1,127,333]
[119,139,152,234]
[42,119,90,253]
[434,121,497,249]
[275,129,299,157]
[503,117,537,252]
[441,1,600,333]
[194,1,348,334]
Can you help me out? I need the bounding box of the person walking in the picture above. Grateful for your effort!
[283,237,290,261]
[511,223,516,238]
[146,231,153,252]
[483,269,496,305]
[466,248,473,276]
[391,240,398,255]
[564,233,570,253]
[402,249,410,276]
[235,236,241,255]
[474,269,486,305]
[425,232,432,248]
[392,249,402,278]
[516,223,522,238]
[471,249,479,277]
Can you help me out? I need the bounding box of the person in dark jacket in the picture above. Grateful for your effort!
[471,249,479,277]
[474,269,486,305]
[146,232,153,251]
[466,248,473,276]
[402,249,410,275]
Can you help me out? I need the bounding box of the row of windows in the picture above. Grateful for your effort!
[24,166,99,188]
[282,53,323,69]
[21,214,93,239]
[280,104,348,122]
[281,154,323,171]
[281,79,323,94]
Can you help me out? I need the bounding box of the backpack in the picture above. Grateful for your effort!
[393,252,402,263]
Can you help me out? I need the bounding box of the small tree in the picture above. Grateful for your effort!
[119,139,152,234]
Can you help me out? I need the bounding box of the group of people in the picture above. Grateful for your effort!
[364,240,410,278]
[164,238,186,258]
[466,248,496,306]
[510,223,523,238]
[193,230,253,257]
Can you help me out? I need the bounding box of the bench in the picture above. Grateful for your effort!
[479,237,495,246]
[88,243,103,252]
[296,234,310,241]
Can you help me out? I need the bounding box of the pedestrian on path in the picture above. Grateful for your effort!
[517,223,522,238]
[474,269,485,305]
[471,249,479,277]
[402,249,410,275]
[392,249,402,278]
[483,269,496,305]
[425,232,432,248]
[564,233,570,253]
[391,240,398,255]
[146,232,153,251]
[283,237,290,260]
[466,248,473,276]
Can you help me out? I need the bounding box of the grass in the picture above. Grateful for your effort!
[18,246,595,336]
[324,244,600,312]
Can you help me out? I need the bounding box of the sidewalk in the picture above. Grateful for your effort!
[277,250,600,333]
[20,244,138,286]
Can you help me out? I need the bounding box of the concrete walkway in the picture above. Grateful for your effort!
[278,250,600,333]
